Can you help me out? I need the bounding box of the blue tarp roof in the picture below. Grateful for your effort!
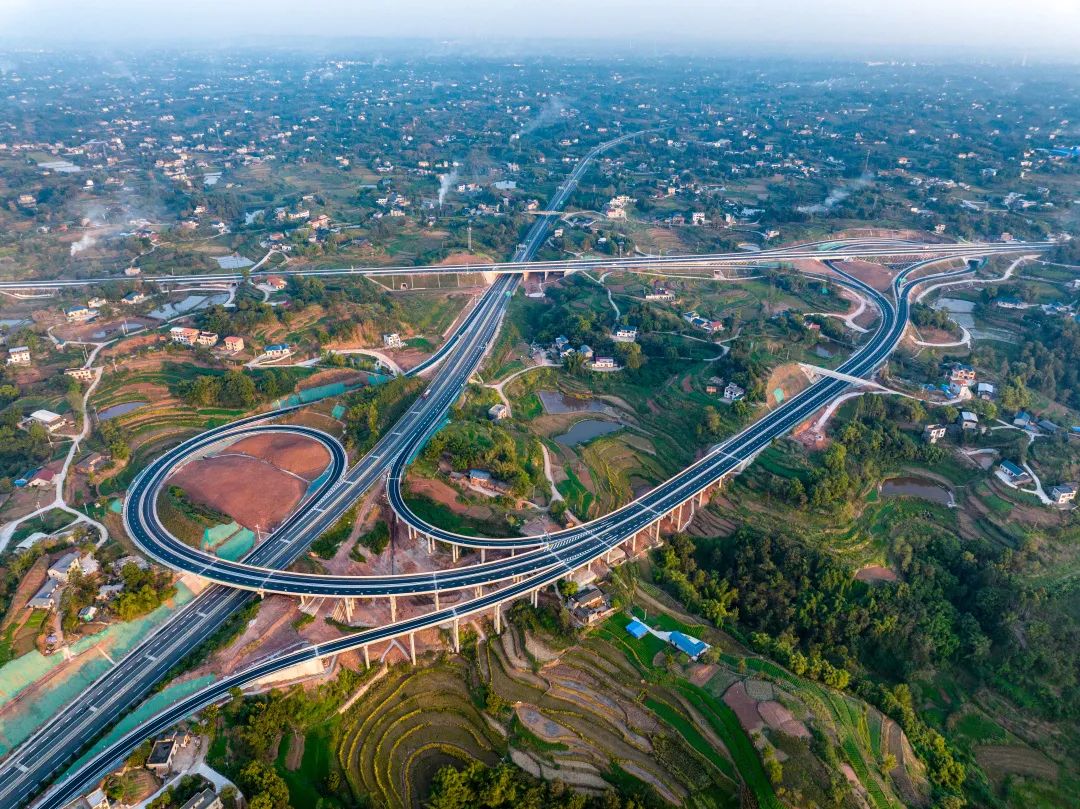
[669,631,709,658]
[625,619,649,639]
[1000,460,1026,477]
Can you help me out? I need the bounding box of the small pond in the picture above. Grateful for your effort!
[555,419,622,446]
[879,476,953,507]
[539,390,606,415]
[97,401,147,421]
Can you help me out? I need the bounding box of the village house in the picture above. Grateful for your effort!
[683,311,724,333]
[977,382,996,400]
[6,345,31,365]
[64,305,93,322]
[195,331,219,347]
[75,452,110,475]
[86,296,107,309]
[383,333,404,349]
[264,343,290,358]
[264,275,288,291]
[724,382,746,402]
[613,327,638,342]
[169,327,200,345]
[998,460,1032,486]
[1049,484,1076,506]
[488,403,510,420]
[958,411,980,430]
[566,584,616,627]
[645,286,675,301]
[121,290,146,305]
[223,336,244,353]
[146,737,177,777]
[26,467,57,488]
[27,578,59,610]
[180,789,223,809]
[923,424,947,444]
[67,787,110,809]
[23,409,66,433]
[65,367,95,382]
[590,356,618,370]
[949,364,977,385]
[48,552,85,582]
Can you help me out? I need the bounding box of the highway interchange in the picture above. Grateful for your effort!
[0,132,640,809]
[0,127,1053,807]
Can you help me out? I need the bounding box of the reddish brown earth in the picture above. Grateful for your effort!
[227,432,331,480]
[855,565,899,583]
[723,681,764,734]
[170,455,306,531]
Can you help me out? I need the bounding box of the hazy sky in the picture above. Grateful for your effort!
[1,0,1078,59]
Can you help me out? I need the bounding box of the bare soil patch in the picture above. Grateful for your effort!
[758,700,810,739]
[227,432,331,480]
[723,681,764,735]
[838,260,896,292]
[764,362,813,408]
[855,565,899,583]
[170,455,306,531]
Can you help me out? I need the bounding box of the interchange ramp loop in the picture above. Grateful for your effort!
[128,248,1033,603]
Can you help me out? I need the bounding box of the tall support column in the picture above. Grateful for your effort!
[390,595,397,623]
[474,586,482,599]
[632,532,637,554]
[363,645,370,669]
[654,520,661,540]
[434,590,440,611]
[531,589,539,608]
[428,536,434,554]
[452,618,460,653]
[344,598,353,623]
[409,632,417,666]
[481,548,486,564]
[452,544,459,563]
[494,605,502,634]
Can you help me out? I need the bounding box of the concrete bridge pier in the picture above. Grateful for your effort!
[474,586,482,599]
[452,618,460,653]
[363,645,370,669]
[343,598,355,623]
[531,589,539,608]
[452,544,459,563]
[409,632,417,666]
[481,548,486,564]
[433,590,440,611]
[390,595,397,623]
[494,605,502,634]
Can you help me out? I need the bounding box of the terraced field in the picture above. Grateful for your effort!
[328,598,924,809]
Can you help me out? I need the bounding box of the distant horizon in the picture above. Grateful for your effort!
[0,0,1078,64]
[0,35,1077,68]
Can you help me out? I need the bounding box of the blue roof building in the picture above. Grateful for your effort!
[625,619,649,639]
[669,631,709,659]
